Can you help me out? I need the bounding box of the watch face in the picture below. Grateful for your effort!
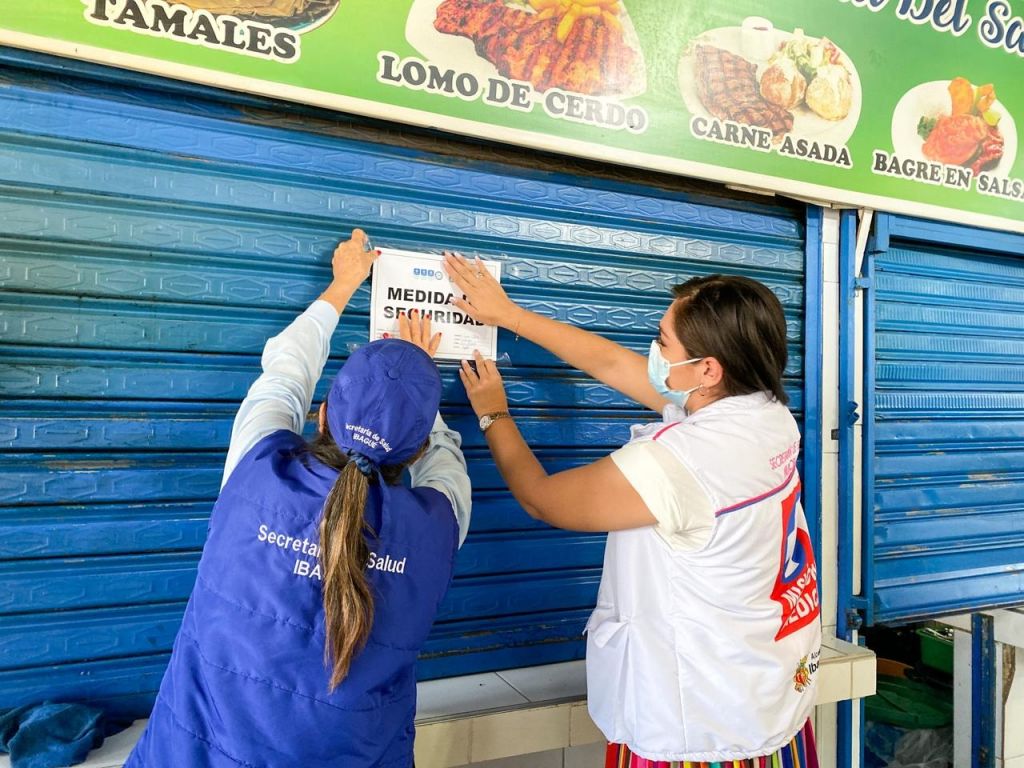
[480,415,492,430]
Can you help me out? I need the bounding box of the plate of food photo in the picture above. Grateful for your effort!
[171,0,341,32]
[406,0,647,99]
[678,20,862,144]
[891,78,1016,177]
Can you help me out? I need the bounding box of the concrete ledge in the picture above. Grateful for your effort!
[414,638,875,767]
[2,639,874,768]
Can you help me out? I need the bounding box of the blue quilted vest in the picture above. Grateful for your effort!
[126,429,458,768]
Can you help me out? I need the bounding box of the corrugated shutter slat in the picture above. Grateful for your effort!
[0,61,806,718]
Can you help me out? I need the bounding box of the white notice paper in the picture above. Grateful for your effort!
[369,248,502,361]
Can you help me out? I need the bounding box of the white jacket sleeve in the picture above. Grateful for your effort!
[409,413,473,547]
[610,440,715,552]
[221,300,339,488]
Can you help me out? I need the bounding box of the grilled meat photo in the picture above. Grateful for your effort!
[434,0,639,95]
[694,45,793,137]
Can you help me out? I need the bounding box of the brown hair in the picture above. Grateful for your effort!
[306,422,424,690]
[671,275,789,405]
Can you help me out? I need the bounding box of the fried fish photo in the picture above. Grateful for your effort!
[892,77,1015,177]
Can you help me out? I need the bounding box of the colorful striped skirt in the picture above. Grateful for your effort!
[604,719,819,768]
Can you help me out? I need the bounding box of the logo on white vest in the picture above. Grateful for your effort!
[793,650,820,692]
[771,481,820,641]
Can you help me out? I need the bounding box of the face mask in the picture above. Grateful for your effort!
[647,340,703,410]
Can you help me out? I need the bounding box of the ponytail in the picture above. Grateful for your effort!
[319,462,374,690]
[305,421,426,691]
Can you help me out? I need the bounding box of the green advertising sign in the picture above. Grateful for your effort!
[2,0,1023,232]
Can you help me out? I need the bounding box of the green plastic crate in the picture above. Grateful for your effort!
[917,627,954,675]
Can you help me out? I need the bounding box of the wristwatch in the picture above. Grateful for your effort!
[479,411,512,433]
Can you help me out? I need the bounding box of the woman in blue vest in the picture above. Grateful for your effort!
[126,230,471,768]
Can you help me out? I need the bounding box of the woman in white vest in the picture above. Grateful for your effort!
[445,254,821,768]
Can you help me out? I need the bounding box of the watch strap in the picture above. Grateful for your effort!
[480,411,512,432]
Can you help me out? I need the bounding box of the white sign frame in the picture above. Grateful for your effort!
[369,248,502,361]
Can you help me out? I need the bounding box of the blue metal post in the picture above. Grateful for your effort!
[804,206,824,569]
[972,614,996,768]
[836,209,858,768]
[837,209,858,642]
[860,219,880,628]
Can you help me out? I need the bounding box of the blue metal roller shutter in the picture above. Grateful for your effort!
[0,51,810,718]
[865,215,1024,625]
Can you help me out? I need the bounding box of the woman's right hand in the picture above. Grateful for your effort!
[459,351,509,418]
[399,309,442,359]
[444,252,523,329]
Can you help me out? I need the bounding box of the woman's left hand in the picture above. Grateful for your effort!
[330,229,379,289]
[399,309,442,359]
[459,351,509,417]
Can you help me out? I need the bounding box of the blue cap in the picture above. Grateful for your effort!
[326,339,441,467]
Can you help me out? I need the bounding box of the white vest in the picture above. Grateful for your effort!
[585,393,821,762]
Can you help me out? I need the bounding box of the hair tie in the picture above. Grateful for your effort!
[345,450,377,477]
